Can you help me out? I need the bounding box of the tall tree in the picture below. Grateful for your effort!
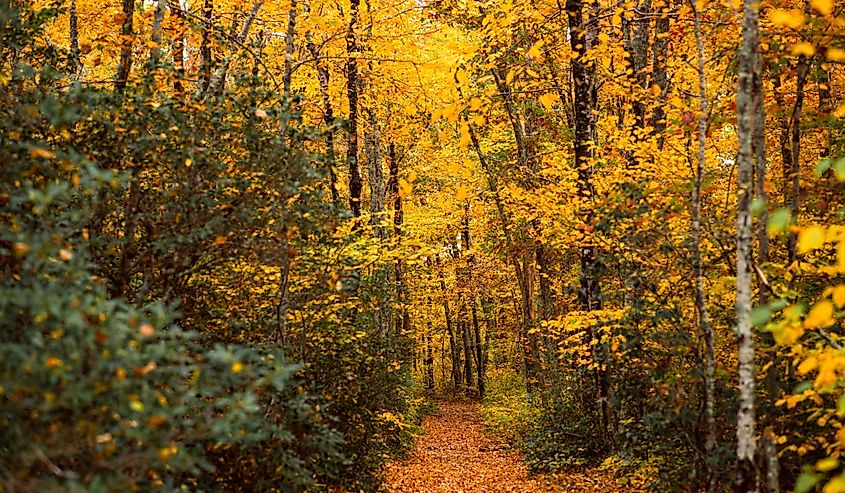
[346,0,363,217]
[691,1,717,488]
[567,0,610,447]
[114,0,135,92]
[735,0,762,488]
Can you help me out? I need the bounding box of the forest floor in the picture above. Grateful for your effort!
[384,401,635,493]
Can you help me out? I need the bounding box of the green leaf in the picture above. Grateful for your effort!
[795,471,821,493]
[770,298,788,311]
[751,197,766,216]
[837,393,845,417]
[750,306,772,326]
[794,381,813,394]
[834,157,845,181]
[816,157,833,175]
[767,208,792,235]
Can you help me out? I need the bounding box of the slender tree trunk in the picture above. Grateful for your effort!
[367,112,386,237]
[462,316,474,388]
[567,0,609,447]
[435,258,461,387]
[621,0,650,136]
[167,0,186,96]
[204,1,264,98]
[818,60,833,159]
[389,143,410,336]
[650,0,672,148]
[753,57,769,277]
[736,0,761,488]
[306,31,340,203]
[462,206,485,397]
[148,0,167,69]
[198,0,214,94]
[68,0,80,76]
[281,0,297,103]
[466,120,540,390]
[346,0,363,217]
[472,299,484,397]
[787,45,808,269]
[773,72,793,258]
[114,0,135,92]
[691,4,717,490]
[425,322,435,390]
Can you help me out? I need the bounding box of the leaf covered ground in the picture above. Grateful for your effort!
[384,402,635,493]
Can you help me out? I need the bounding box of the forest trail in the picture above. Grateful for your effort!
[384,402,630,493]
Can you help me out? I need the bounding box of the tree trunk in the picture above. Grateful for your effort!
[114,0,135,92]
[148,0,167,69]
[736,0,761,487]
[753,54,769,278]
[346,0,363,217]
[462,316,474,388]
[466,119,540,390]
[650,0,672,148]
[787,41,808,269]
[305,31,340,203]
[203,1,264,98]
[435,258,461,387]
[425,323,435,391]
[198,0,214,94]
[68,0,79,76]
[472,299,485,398]
[691,3,717,489]
[567,0,609,447]
[167,0,186,96]
[366,111,385,237]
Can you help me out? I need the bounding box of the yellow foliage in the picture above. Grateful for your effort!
[770,9,805,29]
[798,225,826,254]
[811,0,834,16]
[805,300,835,329]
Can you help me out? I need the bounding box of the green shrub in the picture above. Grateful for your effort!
[0,6,345,490]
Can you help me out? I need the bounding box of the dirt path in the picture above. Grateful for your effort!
[384,401,633,493]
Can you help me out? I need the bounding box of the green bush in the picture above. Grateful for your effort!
[0,5,345,491]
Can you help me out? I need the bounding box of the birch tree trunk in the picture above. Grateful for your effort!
[736,0,761,488]
[691,3,717,489]
[203,1,264,98]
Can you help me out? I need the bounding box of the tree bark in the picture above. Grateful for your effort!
[346,0,363,217]
[435,257,461,387]
[68,0,80,76]
[736,0,761,487]
[198,0,214,94]
[691,3,717,489]
[148,0,167,69]
[305,31,340,203]
[466,119,540,390]
[787,44,808,269]
[567,0,609,447]
[167,0,186,96]
[472,299,485,397]
[114,0,135,92]
[366,112,386,237]
[203,1,264,98]
[650,0,672,148]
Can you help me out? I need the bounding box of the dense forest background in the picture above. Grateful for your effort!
[2,0,845,491]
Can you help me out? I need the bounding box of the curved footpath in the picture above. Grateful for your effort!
[384,401,635,493]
